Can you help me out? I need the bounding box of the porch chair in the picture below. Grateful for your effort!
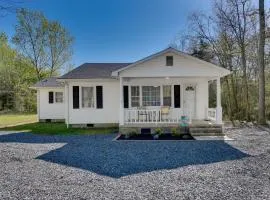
[161,106,170,122]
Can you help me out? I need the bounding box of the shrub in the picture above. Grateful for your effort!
[154,128,163,135]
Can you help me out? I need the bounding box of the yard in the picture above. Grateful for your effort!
[0,114,118,135]
[0,126,270,199]
[0,113,37,128]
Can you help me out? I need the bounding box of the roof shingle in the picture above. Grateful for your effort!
[32,77,64,88]
[59,63,132,79]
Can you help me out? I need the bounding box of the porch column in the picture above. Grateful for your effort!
[119,77,124,126]
[216,77,222,124]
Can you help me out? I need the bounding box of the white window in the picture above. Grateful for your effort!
[55,92,63,103]
[82,87,95,108]
[131,86,140,107]
[163,85,171,106]
[142,86,160,106]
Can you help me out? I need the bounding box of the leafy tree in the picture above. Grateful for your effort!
[12,9,48,80]
[12,8,73,80]
[0,32,37,112]
[47,21,73,77]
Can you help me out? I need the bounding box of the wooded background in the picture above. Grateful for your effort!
[0,7,73,113]
[0,0,269,124]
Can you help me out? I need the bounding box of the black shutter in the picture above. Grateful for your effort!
[123,86,129,108]
[174,85,180,108]
[49,92,54,104]
[73,86,79,109]
[96,86,103,109]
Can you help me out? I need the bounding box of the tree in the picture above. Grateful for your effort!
[258,0,266,124]
[0,0,24,17]
[12,9,73,80]
[191,38,214,62]
[215,0,253,121]
[0,32,37,112]
[47,21,73,77]
[12,9,48,80]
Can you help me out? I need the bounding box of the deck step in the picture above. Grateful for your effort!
[189,124,222,128]
[189,126,223,136]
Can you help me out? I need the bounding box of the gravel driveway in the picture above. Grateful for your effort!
[0,127,270,200]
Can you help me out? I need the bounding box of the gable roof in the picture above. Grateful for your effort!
[59,63,131,79]
[31,77,64,88]
[111,47,231,77]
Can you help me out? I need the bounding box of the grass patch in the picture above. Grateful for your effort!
[0,122,118,135]
[0,113,37,127]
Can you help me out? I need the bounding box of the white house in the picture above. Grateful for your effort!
[32,47,230,134]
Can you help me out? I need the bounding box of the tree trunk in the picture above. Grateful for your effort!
[258,0,266,124]
[225,76,235,126]
[240,46,250,121]
[227,55,239,116]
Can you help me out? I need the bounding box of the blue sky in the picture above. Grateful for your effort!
[1,0,213,66]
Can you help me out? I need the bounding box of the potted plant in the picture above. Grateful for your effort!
[171,127,178,137]
[124,133,130,139]
[153,128,162,139]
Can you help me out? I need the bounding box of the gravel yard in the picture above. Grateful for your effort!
[0,127,270,200]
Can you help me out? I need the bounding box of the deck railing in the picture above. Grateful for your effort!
[124,109,180,124]
[207,108,216,121]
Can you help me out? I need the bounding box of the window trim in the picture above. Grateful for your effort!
[81,86,96,109]
[162,85,172,107]
[166,56,173,66]
[142,86,161,107]
[130,86,140,107]
[54,91,64,104]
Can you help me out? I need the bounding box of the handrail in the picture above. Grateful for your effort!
[124,108,180,124]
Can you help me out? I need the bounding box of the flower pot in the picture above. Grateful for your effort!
[153,134,159,140]
[125,134,130,139]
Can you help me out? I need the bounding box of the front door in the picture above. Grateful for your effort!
[183,85,196,120]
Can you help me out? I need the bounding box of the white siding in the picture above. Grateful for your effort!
[120,52,225,78]
[68,80,120,124]
[38,88,65,120]
[37,78,209,123]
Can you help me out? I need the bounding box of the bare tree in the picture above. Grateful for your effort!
[215,0,253,121]
[0,0,23,17]
[258,0,266,124]
[187,11,241,122]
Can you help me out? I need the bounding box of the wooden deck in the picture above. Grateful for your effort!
[121,119,220,127]
[120,120,223,136]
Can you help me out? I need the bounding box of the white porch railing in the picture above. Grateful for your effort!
[124,108,181,124]
[207,108,216,121]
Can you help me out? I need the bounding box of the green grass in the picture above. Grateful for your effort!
[0,113,118,135]
[0,113,37,127]
[0,122,118,135]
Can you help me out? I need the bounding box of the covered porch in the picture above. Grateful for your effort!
[119,76,222,127]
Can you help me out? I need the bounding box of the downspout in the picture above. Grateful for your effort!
[37,90,40,121]
[66,82,69,128]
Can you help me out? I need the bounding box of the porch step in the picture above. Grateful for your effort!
[189,124,221,128]
[189,126,223,136]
